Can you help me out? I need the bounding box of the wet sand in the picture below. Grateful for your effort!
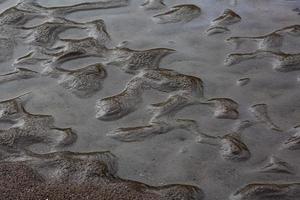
[0,0,299,199]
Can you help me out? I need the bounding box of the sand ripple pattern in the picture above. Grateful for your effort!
[0,0,298,199]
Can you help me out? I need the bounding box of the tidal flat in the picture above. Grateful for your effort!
[0,0,299,199]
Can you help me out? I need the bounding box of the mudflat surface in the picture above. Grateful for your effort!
[0,0,299,199]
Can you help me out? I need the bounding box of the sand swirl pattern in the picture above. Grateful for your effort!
[0,0,205,199]
[0,0,298,199]
[206,9,241,36]
[152,4,201,24]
